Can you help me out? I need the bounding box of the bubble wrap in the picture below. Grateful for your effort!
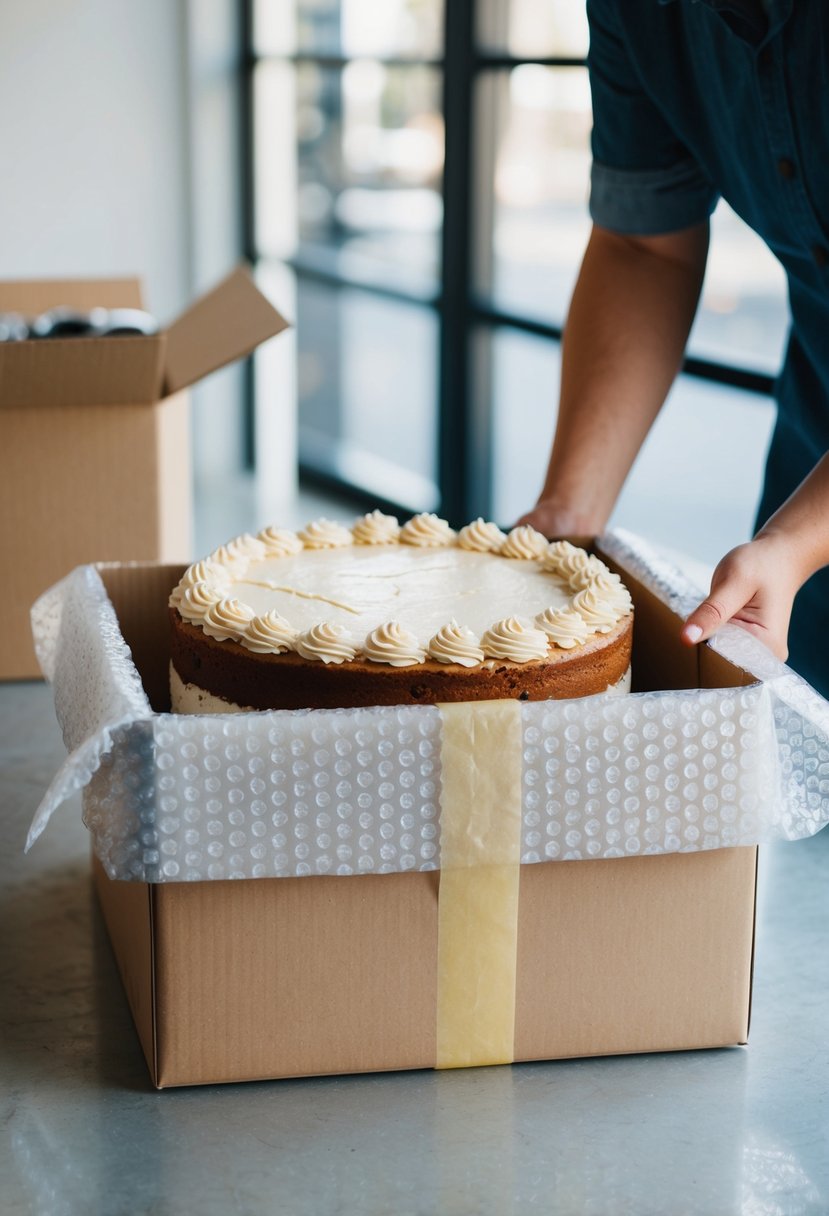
[28,533,829,881]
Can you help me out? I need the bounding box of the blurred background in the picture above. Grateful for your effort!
[0,0,788,567]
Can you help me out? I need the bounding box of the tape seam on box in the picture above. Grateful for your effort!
[435,700,524,1069]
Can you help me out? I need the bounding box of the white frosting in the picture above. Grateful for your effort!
[571,586,619,634]
[362,621,425,667]
[298,518,353,549]
[202,597,255,642]
[566,554,612,590]
[352,510,401,545]
[542,540,593,581]
[399,512,456,547]
[427,620,485,667]
[294,622,357,664]
[170,664,255,714]
[177,517,633,668]
[534,606,591,649]
[180,559,228,589]
[244,611,297,654]
[227,546,571,646]
[457,518,507,552]
[586,571,634,616]
[178,581,226,623]
[181,556,226,581]
[499,525,549,560]
[256,526,303,557]
[210,533,267,570]
[481,617,550,663]
[170,560,230,609]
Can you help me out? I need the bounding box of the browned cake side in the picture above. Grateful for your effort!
[170,608,633,710]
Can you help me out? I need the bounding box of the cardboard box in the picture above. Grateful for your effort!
[69,558,758,1089]
[0,268,288,680]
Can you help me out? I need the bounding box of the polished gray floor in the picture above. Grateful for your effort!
[2,679,829,1215]
[1,459,827,1215]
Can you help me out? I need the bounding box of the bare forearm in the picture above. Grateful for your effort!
[757,453,829,582]
[528,222,709,533]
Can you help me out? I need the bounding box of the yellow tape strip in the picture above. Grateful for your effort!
[436,699,524,1069]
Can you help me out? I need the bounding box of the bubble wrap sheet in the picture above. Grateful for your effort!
[28,532,829,882]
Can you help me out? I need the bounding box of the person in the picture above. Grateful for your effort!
[517,0,829,695]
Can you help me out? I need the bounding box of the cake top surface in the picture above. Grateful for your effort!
[170,512,633,668]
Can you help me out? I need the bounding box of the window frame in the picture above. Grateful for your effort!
[241,0,777,524]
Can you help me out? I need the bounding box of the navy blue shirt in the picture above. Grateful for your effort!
[586,0,829,692]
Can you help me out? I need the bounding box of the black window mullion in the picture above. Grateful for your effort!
[475,53,585,69]
[280,253,439,308]
[438,0,476,526]
[250,51,444,70]
[240,0,257,468]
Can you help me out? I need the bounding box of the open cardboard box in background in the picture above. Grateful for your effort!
[85,552,758,1089]
[0,267,289,680]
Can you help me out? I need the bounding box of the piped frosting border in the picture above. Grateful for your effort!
[171,512,633,667]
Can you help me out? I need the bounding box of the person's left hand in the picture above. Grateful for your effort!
[680,534,801,662]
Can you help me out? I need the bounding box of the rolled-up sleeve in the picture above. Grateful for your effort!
[587,0,719,235]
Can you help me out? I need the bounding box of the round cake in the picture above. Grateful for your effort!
[169,512,634,712]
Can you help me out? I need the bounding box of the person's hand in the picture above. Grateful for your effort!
[513,499,603,540]
[680,534,803,662]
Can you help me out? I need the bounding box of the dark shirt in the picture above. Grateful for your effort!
[586,0,829,693]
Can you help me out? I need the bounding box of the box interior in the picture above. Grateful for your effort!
[0,275,161,409]
[0,265,289,410]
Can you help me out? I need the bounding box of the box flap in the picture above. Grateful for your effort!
[0,334,165,409]
[162,266,290,395]
[699,640,758,691]
[0,277,143,316]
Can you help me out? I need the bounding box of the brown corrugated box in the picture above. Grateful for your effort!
[89,557,758,1089]
[0,267,288,680]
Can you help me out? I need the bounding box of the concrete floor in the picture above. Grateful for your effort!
[3,495,829,1215]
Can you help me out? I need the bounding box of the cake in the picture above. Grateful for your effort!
[169,512,634,712]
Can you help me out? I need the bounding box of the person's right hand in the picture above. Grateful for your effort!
[513,499,602,540]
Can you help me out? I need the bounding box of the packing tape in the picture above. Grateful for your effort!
[436,700,524,1068]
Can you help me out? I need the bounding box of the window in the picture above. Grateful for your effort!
[244,0,787,565]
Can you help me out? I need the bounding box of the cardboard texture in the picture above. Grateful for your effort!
[1,268,288,680]
[93,846,755,1089]
[88,560,758,1089]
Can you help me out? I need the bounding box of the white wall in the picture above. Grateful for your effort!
[184,0,248,480]
[0,0,251,485]
[0,0,191,318]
